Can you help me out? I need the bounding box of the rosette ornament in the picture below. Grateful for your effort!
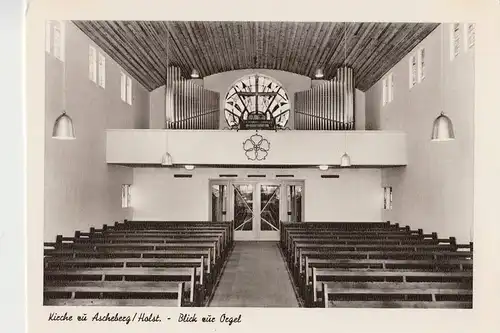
[243,133,271,161]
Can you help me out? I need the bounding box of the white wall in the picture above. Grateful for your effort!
[131,168,383,223]
[149,85,165,129]
[355,89,366,130]
[365,24,474,243]
[44,21,150,241]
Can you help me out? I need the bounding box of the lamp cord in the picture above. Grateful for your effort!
[62,22,67,113]
[441,24,444,114]
[344,22,348,152]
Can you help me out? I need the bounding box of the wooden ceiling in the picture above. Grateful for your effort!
[74,21,438,92]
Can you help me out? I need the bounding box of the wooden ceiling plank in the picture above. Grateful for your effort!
[75,20,438,92]
[140,22,171,84]
[319,23,345,77]
[206,21,225,74]
[348,23,388,72]
[312,22,339,77]
[164,21,196,78]
[291,22,316,76]
[362,24,438,91]
[279,22,297,71]
[323,23,357,78]
[305,22,336,77]
[171,21,201,78]
[357,23,426,88]
[184,21,212,76]
[105,21,164,86]
[75,21,154,90]
[302,22,326,75]
[215,21,233,72]
[354,23,410,85]
[114,21,165,86]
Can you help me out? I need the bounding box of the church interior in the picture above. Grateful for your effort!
[42,20,475,308]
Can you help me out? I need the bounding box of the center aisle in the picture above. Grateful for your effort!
[209,241,299,307]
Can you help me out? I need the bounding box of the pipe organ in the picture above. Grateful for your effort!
[294,66,355,130]
[165,67,220,129]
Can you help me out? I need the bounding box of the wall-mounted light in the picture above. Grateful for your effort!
[318,165,329,171]
[184,165,195,171]
[314,68,324,78]
[191,69,200,78]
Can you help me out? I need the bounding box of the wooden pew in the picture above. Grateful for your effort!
[310,267,472,307]
[44,220,236,307]
[321,281,472,308]
[45,266,202,305]
[45,281,185,307]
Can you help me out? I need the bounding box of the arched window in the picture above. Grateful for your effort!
[224,74,290,129]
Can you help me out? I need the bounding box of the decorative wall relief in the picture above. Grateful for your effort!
[243,132,271,161]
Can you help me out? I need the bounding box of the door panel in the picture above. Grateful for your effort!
[233,184,254,232]
[211,180,304,241]
[211,184,228,221]
[260,184,280,232]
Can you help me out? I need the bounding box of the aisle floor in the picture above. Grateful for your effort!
[209,241,299,307]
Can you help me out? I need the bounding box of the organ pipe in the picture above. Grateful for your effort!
[165,66,220,129]
[294,66,355,130]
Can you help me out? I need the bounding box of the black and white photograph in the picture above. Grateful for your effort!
[40,19,476,309]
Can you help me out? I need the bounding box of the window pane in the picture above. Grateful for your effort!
[451,23,460,59]
[382,78,387,106]
[468,23,475,48]
[389,73,394,102]
[126,76,133,105]
[120,72,127,102]
[260,185,280,231]
[88,46,97,83]
[418,48,425,82]
[98,53,106,88]
[233,184,253,231]
[224,74,290,129]
[53,24,61,60]
[45,21,51,53]
[211,184,227,221]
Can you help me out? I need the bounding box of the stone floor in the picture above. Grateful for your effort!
[209,241,299,307]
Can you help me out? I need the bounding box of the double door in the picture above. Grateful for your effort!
[210,180,304,241]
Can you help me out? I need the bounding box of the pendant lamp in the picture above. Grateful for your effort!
[339,22,351,167]
[191,69,200,78]
[340,152,351,167]
[52,23,75,140]
[52,111,75,139]
[314,68,324,78]
[431,112,455,141]
[431,24,455,141]
[318,165,329,171]
[161,152,173,166]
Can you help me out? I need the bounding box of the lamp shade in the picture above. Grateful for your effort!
[161,152,173,166]
[340,152,351,167]
[52,111,75,140]
[318,165,329,171]
[314,68,324,78]
[184,165,195,171]
[191,69,200,78]
[431,112,455,141]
